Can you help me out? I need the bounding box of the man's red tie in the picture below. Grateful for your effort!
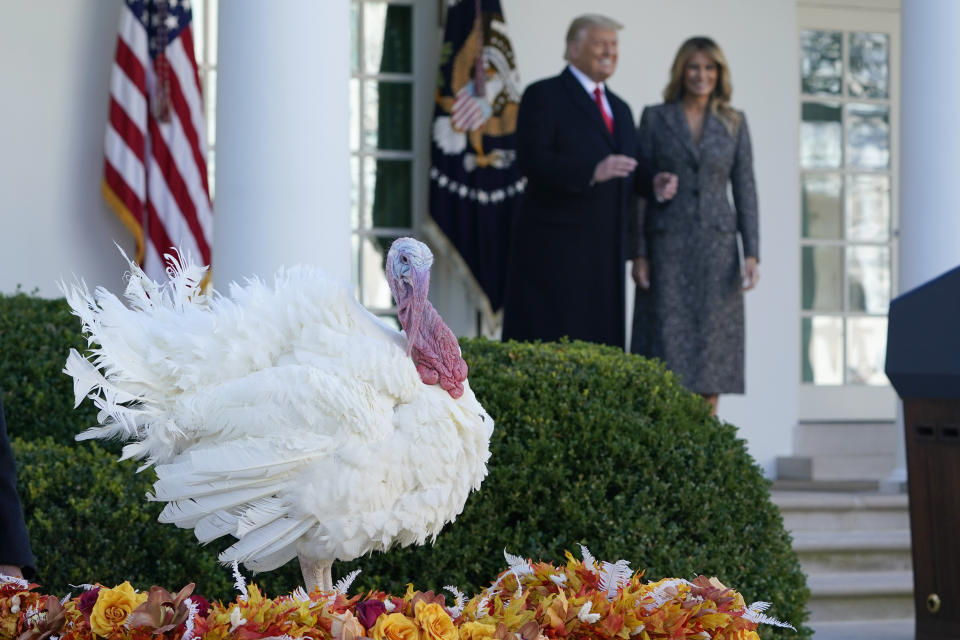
[593,86,614,134]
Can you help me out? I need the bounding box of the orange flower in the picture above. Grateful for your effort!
[458,621,496,640]
[415,602,457,640]
[372,613,419,640]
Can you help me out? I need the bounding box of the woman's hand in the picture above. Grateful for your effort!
[652,172,678,202]
[632,257,650,290]
[742,256,759,291]
[0,565,23,579]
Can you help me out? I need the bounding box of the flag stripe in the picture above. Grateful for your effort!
[167,37,208,156]
[104,160,144,223]
[154,108,213,242]
[118,5,149,67]
[108,98,146,162]
[114,37,147,97]
[109,60,149,134]
[165,52,211,198]
[144,200,178,266]
[105,125,146,200]
[178,26,204,115]
[147,119,210,260]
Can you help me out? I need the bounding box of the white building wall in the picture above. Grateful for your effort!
[0,1,131,296]
[507,0,800,475]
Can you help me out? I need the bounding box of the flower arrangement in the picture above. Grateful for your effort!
[0,548,794,640]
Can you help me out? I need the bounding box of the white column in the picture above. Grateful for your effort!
[887,0,960,488]
[900,0,960,291]
[213,1,352,287]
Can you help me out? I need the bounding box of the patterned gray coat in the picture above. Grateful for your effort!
[630,100,759,394]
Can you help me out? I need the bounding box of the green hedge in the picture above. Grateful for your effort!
[1,292,809,638]
[0,291,100,446]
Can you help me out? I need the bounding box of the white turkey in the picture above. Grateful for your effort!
[61,237,493,592]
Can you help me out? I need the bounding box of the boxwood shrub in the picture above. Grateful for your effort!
[2,292,809,638]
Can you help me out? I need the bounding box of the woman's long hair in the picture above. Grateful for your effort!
[663,36,740,137]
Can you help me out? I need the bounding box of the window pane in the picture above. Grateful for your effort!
[351,155,360,229]
[207,149,215,200]
[848,32,889,99]
[363,81,413,150]
[847,317,888,385]
[365,159,412,230]
[193,3,205,62]
[350,1,360,75]
[801,316,843,384]
[360,235,400,309]
[802,246,843,311]
[801,102,842,168]
[846,103,890,169]
[364,3,412,74]
[204,69,217,149]
[846,174,890,241]
[801,30,842,96]
[847,246,890,314]
[350,78,360,152]
[351,233,360,294]
[802,173,842,239]
[206,0,218,65]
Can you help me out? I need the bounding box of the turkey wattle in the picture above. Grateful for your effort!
[62,238,493,592]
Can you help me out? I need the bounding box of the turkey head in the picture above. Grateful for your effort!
[386,238,468,398]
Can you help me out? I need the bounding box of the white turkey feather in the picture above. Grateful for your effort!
[62,245,493,581]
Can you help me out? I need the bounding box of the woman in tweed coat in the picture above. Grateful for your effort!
[630,37,759,415]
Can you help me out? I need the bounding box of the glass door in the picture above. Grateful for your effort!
[798,4,899,420]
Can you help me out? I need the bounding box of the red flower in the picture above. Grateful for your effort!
[77,587,101,617]
[355,599,387,629]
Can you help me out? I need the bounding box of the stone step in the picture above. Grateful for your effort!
[806,570,914,621]
[772,478,882,492]
[772,491,910,532]
[776,454,896,481]
[810,617,913,640]
[793,529,912,573]
[795,421,898,457]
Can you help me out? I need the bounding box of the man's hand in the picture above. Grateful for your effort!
[742,257,760,291]
[652,172,678,202]
[592,154,637,184]
[0,565,23,579]
[632,257,650,290]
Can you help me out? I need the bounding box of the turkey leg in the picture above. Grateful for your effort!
[300,556,333,593]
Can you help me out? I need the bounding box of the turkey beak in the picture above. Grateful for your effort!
[405,265,430,355]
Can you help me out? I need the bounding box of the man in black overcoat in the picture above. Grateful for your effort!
[502,14,676,348]
[0,395,36,580]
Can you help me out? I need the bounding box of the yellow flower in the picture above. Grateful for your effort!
[90,582,148,636]
[459,621,496,640]
[414,602,457,640]
[372,613,420,640]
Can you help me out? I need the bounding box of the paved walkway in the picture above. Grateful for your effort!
[811,618,913,640]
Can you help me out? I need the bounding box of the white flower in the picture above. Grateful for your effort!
[384,599,396,612]
[629,625,645,636]
[577,602,600,624]
[549,574,568,586]
[229,607,247,632]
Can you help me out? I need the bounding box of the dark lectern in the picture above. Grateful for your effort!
[886,265,960,640]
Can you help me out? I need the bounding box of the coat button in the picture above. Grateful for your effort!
[692,188,699,197]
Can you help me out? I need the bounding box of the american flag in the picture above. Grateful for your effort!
[102,0,212,281]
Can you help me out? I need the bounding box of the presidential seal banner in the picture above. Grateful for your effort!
[428,0,523,321]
